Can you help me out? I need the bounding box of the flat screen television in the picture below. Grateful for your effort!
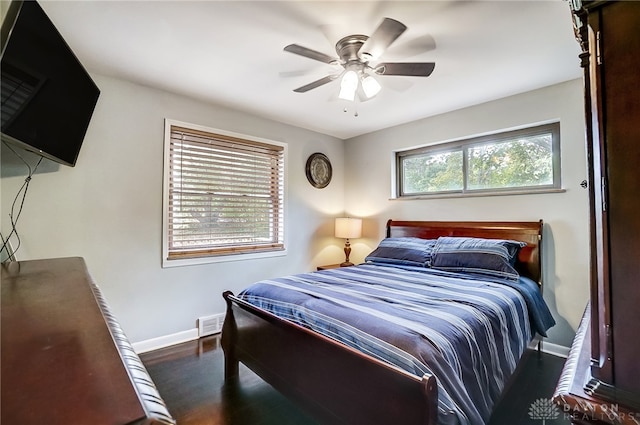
[1,0,100,167]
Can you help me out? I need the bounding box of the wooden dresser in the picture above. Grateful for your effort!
[1,257,175,425]
[553,1,640,423]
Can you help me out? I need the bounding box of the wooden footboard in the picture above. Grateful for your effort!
[221,291,438,425]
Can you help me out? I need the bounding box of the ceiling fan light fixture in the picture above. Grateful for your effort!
[361,74,382,98]
[338,70,358,101]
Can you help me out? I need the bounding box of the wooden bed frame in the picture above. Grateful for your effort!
[221,220,544,425]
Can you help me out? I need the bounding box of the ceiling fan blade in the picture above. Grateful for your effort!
[386,34,437,59]
[359,18,407,61]
[292,75,336,93]
[284,44,338,64]
[376,62,435,77]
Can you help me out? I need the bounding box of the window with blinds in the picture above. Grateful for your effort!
[163,121,285,263]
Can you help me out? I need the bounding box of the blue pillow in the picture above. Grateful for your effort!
[365,237,436,267]
[430,236,526,281]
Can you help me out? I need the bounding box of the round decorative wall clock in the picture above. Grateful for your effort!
[305,152,332,188]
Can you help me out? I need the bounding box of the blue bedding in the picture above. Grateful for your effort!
[238,263,555,425]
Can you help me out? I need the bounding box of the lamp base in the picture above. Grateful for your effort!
[341,239,353,267]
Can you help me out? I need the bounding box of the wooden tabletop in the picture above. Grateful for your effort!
[1,257,145,425]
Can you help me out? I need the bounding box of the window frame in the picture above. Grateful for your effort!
[162,119,287,268]
[395,122,562,199]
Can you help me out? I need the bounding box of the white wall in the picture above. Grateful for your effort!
[1,74,345,343]
[344,79,589,348]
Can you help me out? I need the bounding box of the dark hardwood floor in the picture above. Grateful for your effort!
[140,335,571,425]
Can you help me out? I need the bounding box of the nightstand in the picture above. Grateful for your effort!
[317,263,354,271]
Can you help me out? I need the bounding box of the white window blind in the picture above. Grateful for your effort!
[166,124,284,260]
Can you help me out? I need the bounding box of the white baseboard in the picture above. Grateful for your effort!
[132,328,199,354]
[540,341,570,358]
[130,328,572,359]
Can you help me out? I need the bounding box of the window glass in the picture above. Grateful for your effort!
[467,134,554,190]
[402,150,463,194]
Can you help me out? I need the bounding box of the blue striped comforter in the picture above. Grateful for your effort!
[239,263,554,425]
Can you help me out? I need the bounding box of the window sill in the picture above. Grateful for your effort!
[162,248,287,268]
[391,187,566,201]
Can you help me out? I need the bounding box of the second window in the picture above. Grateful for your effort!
[396,122,561,197]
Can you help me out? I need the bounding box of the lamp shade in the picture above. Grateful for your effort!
[335,217,362,239]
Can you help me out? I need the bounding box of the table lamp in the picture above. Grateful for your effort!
[335,217,362,266]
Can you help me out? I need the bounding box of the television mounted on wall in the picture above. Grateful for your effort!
[1,0,100,167]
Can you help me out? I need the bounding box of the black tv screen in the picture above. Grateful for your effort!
[1,0,100,167]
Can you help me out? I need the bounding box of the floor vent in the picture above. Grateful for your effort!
[198,313,225,337]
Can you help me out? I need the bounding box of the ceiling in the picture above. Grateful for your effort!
[40,1,582,140]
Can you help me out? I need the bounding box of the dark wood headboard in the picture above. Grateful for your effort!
[386,220,543,284]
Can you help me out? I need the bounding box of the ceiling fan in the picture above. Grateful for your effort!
[284,17,435,101]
